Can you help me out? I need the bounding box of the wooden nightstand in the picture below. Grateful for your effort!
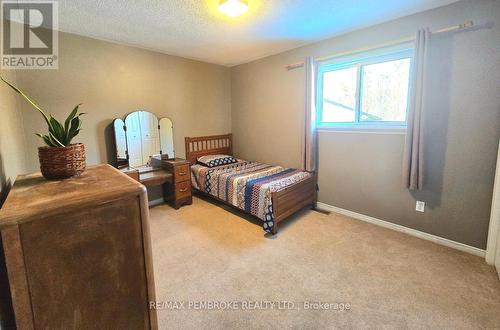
[162,158,192,209]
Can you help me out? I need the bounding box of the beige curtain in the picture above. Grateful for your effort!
[303,56,317,172]
[403,28,430,190]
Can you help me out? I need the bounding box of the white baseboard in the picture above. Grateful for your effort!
[316,202,486,258]
[148,198,165,207]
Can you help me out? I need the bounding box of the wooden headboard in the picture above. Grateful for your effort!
[185,134,233,165]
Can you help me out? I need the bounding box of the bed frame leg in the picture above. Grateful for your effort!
[272,223,278,235]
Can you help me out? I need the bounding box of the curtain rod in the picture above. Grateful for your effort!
[285,20,474,70]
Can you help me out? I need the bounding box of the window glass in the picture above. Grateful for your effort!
[322,66,358,123]
[360,58,410,122]
[317,49,412,129]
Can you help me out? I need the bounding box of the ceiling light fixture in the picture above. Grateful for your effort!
[218,0,249,17]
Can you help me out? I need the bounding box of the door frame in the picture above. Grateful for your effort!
[486,139,500,277]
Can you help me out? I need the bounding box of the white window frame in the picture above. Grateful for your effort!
[316,47,414,132]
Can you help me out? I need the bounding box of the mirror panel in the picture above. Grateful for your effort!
[124,111,143,167]
[112,111,175,168]
[138,111,160,165]
[113,119,127,159]
[113,119,128,167]
[159,118,174,159]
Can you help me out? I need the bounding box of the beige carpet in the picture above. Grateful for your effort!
[149,195,500,329]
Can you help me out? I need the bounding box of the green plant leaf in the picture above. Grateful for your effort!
[68,129,81,144]
[67,116,82,144]
[0,75,54,132]
[48,131,65,147]
[49,116,66,144]
[64,104,81,133]
[1,75,84,147]
[36,133,57,147]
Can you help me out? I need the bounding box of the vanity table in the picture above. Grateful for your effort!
[120,159,191,209]
[136,166,172,187]
[112,110,191,209]
[120,166,140,181]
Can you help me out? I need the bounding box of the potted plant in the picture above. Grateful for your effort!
[1,76,86,180]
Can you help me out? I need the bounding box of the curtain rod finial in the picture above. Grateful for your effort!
[285,62,305,70]
[461,20,474,28]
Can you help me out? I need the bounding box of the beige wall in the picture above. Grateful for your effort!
[2,1,499,249]
[231,0,500,249]
[15,31,232,173]
[0,69,27,205]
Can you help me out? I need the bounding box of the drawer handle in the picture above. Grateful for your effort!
[178,172,187,176]
[179,188,188,192]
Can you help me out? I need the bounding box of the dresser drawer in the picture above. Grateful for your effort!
[174,164,190,183]
[175,181,191,199]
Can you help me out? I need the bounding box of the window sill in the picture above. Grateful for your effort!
[317,126,406,135]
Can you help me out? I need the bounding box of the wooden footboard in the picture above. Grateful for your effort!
[271,175,317,234]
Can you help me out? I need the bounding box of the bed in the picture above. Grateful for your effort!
[185,134,317,234]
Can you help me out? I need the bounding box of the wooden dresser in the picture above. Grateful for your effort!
[0,165,157,329]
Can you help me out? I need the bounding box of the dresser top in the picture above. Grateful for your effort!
[0,164,145,227]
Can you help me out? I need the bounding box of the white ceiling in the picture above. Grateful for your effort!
[55,0,460,66]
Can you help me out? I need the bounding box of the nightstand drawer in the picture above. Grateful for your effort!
[175,181,191,199]
[174,164,190,183]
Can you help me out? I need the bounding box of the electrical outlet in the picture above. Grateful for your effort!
[416,201,425,212]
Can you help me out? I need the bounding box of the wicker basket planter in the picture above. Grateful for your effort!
[38,143,86,179]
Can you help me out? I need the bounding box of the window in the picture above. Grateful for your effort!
[317,49,412,129]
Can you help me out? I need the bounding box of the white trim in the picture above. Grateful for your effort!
[486,139,500,266]
[316,202,486,258]
[148,198,165,207]
[317,128,406,135]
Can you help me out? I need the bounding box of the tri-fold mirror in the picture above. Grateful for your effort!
[113,111,174,168]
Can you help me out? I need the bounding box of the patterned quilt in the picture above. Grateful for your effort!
[191,160,312,233]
